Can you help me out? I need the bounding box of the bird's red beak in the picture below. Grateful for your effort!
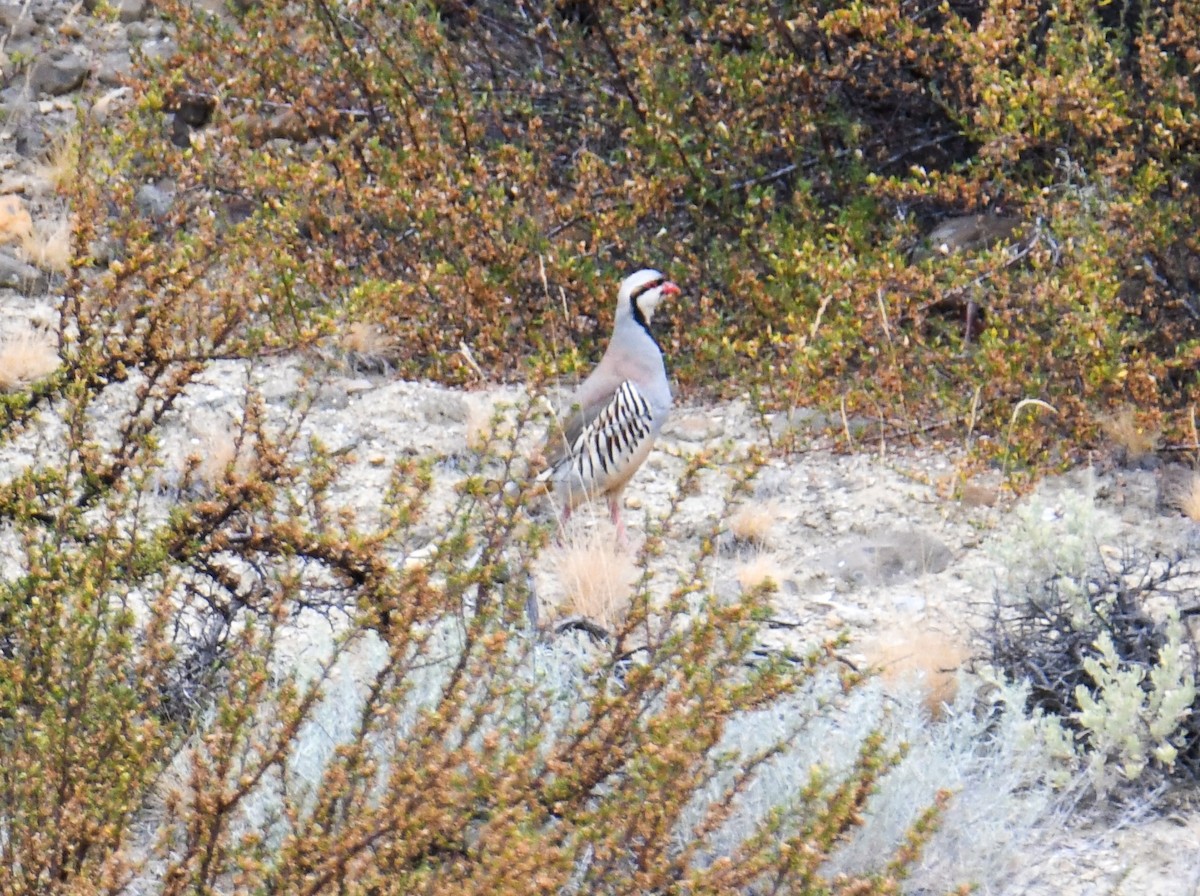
[662,281,681,297]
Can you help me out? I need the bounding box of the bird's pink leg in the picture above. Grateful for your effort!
[555,503,572,545]
[608,493,628,550]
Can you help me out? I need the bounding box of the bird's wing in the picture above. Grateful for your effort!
[543,401,594,472]
[543,380,656,481]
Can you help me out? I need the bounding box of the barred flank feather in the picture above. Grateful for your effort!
[558,381,654,491]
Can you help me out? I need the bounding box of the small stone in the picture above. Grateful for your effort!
[0,251,43,290]
[666,413,723,443]
[135,182,173,219]
[0,4,36,37]
[116,0,148,22]
[29,53,90,97]
[96,52,133,86]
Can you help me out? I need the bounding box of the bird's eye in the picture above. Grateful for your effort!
[632,278,665,301]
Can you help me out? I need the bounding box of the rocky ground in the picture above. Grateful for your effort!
[3,1,1200,893]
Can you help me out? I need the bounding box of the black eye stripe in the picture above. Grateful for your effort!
[630,278,665,301]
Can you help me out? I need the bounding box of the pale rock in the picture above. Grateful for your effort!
[666,412,723,443]
[0,251,43,290]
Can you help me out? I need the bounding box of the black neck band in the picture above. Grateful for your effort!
[630,296,661,350]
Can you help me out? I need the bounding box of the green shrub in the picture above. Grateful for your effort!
[112,0,1198,464]
[983,485,1200,794]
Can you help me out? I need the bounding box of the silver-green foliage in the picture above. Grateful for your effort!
[987,478,1200,795]
[1074,610,1196,793]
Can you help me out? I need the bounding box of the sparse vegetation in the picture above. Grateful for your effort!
[125,0,1200,464]
[35,125,81,191]
[0,325,59,391]
[1099,406,1161,464]
[864,626,971,720]
[3,0,1200,891]
[1170,471,1200,522]
[19,214,72,272]
[551,531,640,628]
[0,194,32,245]
[734,552,787,594]
[728,500,779,547]
[983,489,1200,794]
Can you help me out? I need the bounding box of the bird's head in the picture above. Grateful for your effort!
[617,269,681,328]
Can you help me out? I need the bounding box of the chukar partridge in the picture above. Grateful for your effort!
[543,269,680,546]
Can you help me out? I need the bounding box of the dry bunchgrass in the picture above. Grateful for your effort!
[183,428,252,490]
[339,321,399,372]
[1173,472,1200,522]
[20,216,72,272]
[36,127,81,191]
[0,327,60,391]
[0,194,33,245]
[553,531,639,628]
[727,500,780,547]
[464,394,495,453]
[734,552,786,593]
[862,624,971,719]
[1100,406,1160,462]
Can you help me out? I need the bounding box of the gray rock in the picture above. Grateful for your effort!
[665,412,724,442]
[13,121,48,158]
[96,51,133,86]
[125,18,163,39]
[0,4,36,37]
[116,0,148,22]
[133,36,174,62]
[29,53,90,97]
[820,527,953,588]
[0,252,44,291]
[135,182,173,219]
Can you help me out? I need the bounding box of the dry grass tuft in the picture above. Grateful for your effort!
[554,534,639,628]
[184,428,252,490]
[862,625,970,719]
[0,327,60,391]
[735,553,785,593]
[20,216,72,272]
[0,195,33,245]
[464,394,495,453]
[339,321,399,372]
[1099,406,1159,461]
[36,128,81,191]
[727,500,780,547]
[1174,472,1200,522]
